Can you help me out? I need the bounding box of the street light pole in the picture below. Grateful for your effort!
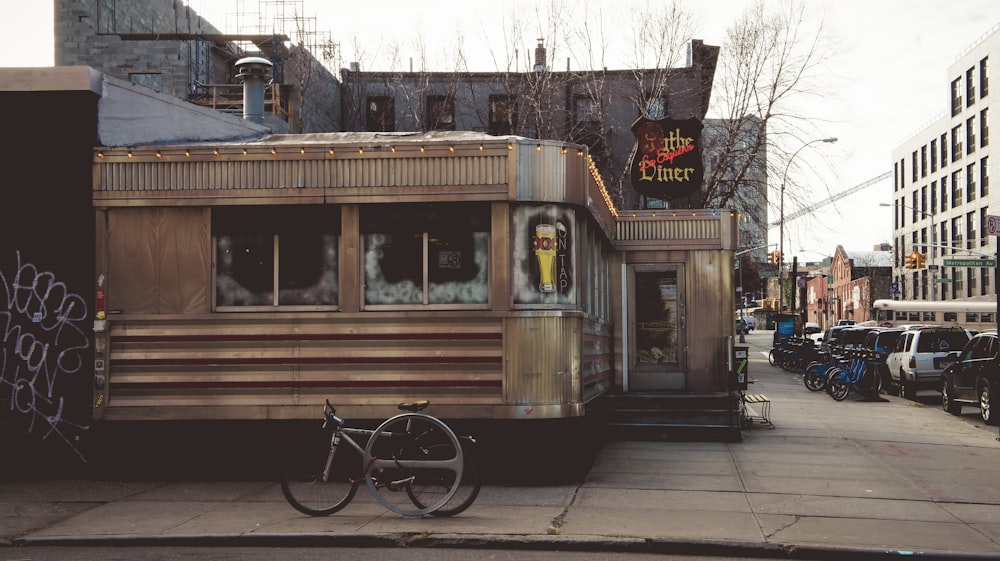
[881,202,935,300]
[779,137,837,313]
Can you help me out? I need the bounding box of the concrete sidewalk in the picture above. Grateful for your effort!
[4,331,1000,558]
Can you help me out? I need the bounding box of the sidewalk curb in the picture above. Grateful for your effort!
[9,532,999,560]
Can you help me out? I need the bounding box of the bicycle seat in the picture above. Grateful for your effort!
[397,400,430,412]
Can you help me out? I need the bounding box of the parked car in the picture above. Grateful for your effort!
[885,326,972,399]
[941,330,1000,425]
[736,318,750,335]
[861,327,904,391]
[837,320,857,326]
[803,322,822,334]
[819,325,851,353]
[738,315,756,331]
[838,326,879,351]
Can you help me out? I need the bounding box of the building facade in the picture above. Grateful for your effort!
[890,25,998,302]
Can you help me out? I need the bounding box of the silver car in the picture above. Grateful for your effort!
[885,326,972,399]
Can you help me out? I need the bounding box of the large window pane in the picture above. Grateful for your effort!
[362,203,489,307]
[214,206,339,309]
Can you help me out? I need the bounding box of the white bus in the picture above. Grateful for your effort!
[872,299,998,331]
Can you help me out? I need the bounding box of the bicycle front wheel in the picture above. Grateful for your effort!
[364,413,463,517]
[281,443,360,516]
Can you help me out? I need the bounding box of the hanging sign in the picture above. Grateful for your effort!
[627,117,704,200]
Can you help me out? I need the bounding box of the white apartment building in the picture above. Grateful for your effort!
[890,24,998,302]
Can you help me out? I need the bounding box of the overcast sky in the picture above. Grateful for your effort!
[6,1,1000,262]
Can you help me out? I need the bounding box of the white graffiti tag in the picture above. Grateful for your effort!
[0,251,90,461]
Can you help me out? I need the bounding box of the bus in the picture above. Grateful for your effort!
[871,299,998,332]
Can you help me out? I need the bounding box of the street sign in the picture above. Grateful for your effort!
[943,258,997,267]
[988,214,1000,236]
[934,278,953,283]
[760,271,777,277]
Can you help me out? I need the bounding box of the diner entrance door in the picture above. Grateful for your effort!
[625,264,687,391]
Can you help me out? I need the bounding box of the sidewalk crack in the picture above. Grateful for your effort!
[546,482,584,535]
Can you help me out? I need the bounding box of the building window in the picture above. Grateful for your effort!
[967,210,977,250]
[981,108,989,147]
[214,206,340,309]
[489,95,517,136]
[967,67,976,106]
[982,156,990,198]
[426,95,455,131]
[574,95,599,124]
[941,175,949,211]
[940,133,948,165]
[952,215,964,247]
[951,125,963,161]
[920,145,927,178]
[930,181,938,215]
[952,77,963,116]
[952,169,963,203]
[981,56,989,97]
[366,96,395,132]
[911,151,918,183]
[967,116,976,154]
[967,163,977,202]
[361,203,489,307]
[930,139,938,172]
[643,95,668,120]
[129,73,162,92]
[982,207,990,247]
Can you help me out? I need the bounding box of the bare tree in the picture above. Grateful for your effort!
[703,0,834,230]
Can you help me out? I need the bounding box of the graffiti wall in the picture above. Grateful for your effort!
[1,90,97,465]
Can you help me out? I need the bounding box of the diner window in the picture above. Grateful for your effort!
[489,95,517,136]
[426,95,455,130]
[214,206,340,309]
[366,96,395,132]
[361,203,489,307]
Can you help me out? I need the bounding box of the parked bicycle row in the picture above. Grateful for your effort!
[769,323,999,419]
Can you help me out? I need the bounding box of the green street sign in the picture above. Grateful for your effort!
[934,278,953,283]
[759,271,778,277]
[942,258,997,267]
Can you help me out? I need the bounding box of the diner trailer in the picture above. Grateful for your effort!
[91,132,740,426]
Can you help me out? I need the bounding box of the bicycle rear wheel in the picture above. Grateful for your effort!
[803,363,827,391]
[407,440,481,517]
[364,413,463,517]
[281,443,360,516]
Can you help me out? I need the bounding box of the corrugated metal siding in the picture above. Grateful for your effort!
[616,215,721,242]
[514,144,570,202]
[503,315,582,405]
[103,314,505,420]
[95,155,510,196]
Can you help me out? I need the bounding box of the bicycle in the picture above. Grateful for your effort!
[803,350,839,392]
[825,350,881,401]
[281,399,481,518]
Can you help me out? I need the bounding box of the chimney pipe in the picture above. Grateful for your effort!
[235,56,272,125]
[533,38,546,72]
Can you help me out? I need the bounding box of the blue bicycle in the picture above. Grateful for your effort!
[826,350,880,401]
[803,350,839,391]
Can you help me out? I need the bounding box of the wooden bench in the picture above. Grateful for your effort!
[743,393,773,428]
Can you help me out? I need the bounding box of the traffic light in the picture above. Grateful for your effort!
[904,251,920,269]
[767,250,781,265]
[767,251,775,265]
[916,253,927,269]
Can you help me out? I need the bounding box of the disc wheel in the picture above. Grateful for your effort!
[364,413,463,517]
[281,443,360,516]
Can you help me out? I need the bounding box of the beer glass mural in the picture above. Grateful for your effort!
[513,206,575,306]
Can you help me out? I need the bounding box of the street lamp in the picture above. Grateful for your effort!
[880,202,935,300]
[779,137,837,313]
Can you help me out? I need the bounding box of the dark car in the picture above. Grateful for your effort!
[941,331,1000,425]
